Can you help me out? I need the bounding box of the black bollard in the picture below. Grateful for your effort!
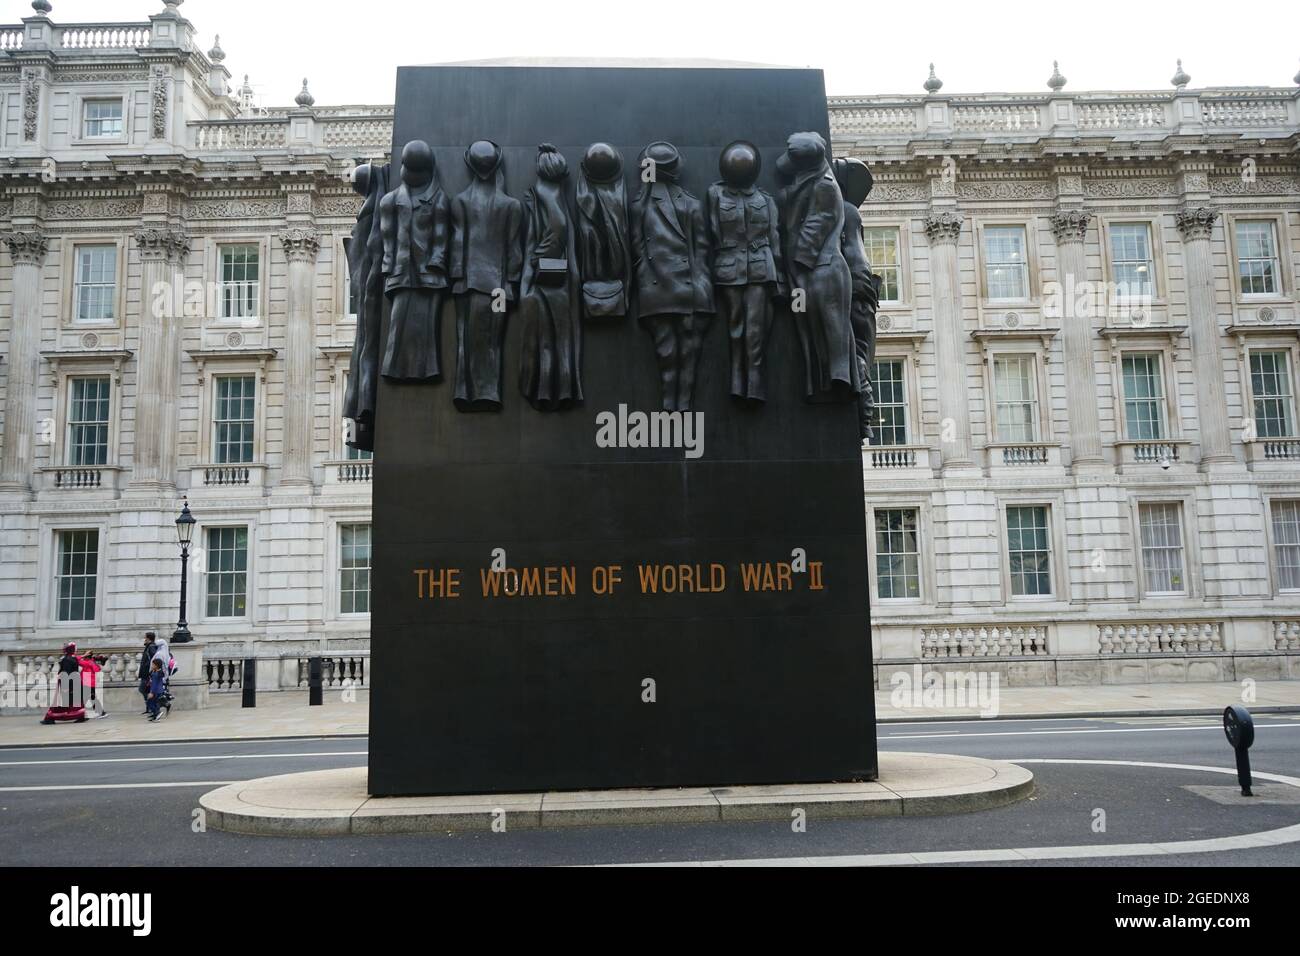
[242,658,256,708]
[308,656,323,706]
[1223,705,1255,796]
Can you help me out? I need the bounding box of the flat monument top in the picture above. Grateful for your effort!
[423,57,799,69]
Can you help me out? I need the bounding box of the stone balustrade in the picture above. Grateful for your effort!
[1275,621,1300,652]
[1098,622,1224,654]
[190,114,393,153]
[829,89,1298,142]
[921,625,1050,658]
[56,24,152,50]
[201,653,369,692]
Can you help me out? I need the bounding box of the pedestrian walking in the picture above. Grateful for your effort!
[138,632,158,715]
[145,659,166,722]
[79,652,107,719]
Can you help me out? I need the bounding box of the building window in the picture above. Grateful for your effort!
[82,99,123,139]
[1006,505,1052,597]
[1236,221,1281,296]
[219,245,260,321]
[72,245,118,322]
[339,523,372,614]
[346,445,373,461]
[868,358,908,446]
[205,526,248,619]
[862,227,901,303]
[1109,223,1154,299]
[213,375,256,464]
[1250,350,1295,438]
[67,376,110,466]
[983,226,1029,300]
[1272,500,1300,592]
[992,355,1039,443]
[1138,502,1186,594]
[1121,352,1166,440]
[342,237,359,318]
[874,508,920,599]
[56,529,99,622]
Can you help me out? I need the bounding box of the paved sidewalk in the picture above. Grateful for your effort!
[2,682,1297,748]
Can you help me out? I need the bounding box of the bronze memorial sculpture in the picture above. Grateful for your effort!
[379,140,451,382]
[631,141,716,412]
[776,131,860,405]
[706,140,786,404]
[519,144,583,411]
[575,142,632,321]
[450,139,524,412]
[834,156,882,440]
[362,64,878,796]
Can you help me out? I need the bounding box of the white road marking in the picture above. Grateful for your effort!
[0,781,237,792]
[607,761,1300,867]
[0,751,367,767]
[880,724,1298,740]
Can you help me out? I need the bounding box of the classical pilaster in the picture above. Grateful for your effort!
[277,226,321,488]
[1049,207,1106,469]
[1174,205,1235,466]
[130,227,191,490]
[923,209,973,469]
[0,229,49,493]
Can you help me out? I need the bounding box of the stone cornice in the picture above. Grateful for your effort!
[1174,206,1219,240]
[132,226,191,262]
[1,229,49,265]
[923,210,964,245]
[278,227,321,263]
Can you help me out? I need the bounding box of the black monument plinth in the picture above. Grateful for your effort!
[368,64,876,796]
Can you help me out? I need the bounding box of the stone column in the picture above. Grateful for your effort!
[1049,209,1106,468]
[0,230,49,493]
[924,210,974,469]
[1175,206,1234,466]
[277,227,320,488]
[130,227,190,490]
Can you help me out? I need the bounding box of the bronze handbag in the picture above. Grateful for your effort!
[582,278,626,317]
[536,257,568,287]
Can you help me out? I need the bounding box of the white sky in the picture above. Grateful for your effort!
[32,0,1300,107]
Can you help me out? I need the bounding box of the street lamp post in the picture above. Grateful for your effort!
[174,498,196,644]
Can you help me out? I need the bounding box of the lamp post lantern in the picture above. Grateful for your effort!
[174,498,196,644]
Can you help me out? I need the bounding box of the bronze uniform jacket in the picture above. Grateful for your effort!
[705,183,785,290]
[631,182,715,317]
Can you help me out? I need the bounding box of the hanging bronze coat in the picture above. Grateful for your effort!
[631,141,715,412]
[574,142,631,319]
[834,157,881,441]
[777,131,858,404]
[379,140,451,382]
[342,161,390,453]
[450,140,524,412]
[519,145,583,411]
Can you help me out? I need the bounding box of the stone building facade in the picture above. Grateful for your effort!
[2,2,1298,690]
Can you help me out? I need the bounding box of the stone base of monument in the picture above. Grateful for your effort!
[198,753,1033,836]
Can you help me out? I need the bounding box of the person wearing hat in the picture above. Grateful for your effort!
[631,141,715,412]
[776,131,858,403]
[706,140,786,403]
